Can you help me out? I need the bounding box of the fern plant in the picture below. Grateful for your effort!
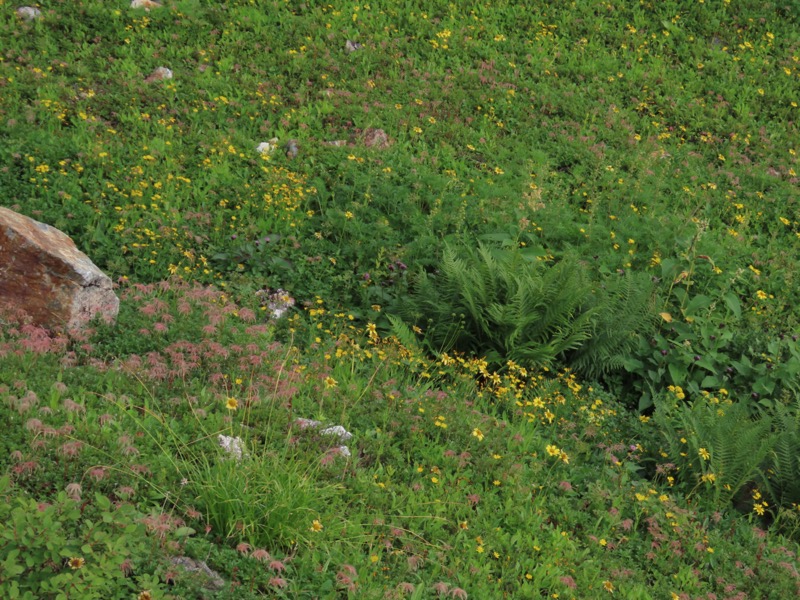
[652,395,776,509]
[761,395,800,510]
[390,242,654,374]
[568,271,656,380]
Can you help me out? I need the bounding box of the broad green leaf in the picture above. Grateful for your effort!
[174,526,196,538]
[94,493,111,511]
[668,362,686,385]
[684,294,712,316]
[723,292,741,318]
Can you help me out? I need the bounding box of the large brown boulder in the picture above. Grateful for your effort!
[0,207,119,330]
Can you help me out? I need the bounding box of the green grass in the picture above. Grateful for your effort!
[1,1,800,598]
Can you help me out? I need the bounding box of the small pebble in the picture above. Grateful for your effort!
[285,139,299,159]
[345,40,363,53]
[145,67,173,83]
[256,138,279,155]
[130,0,162,10]
[16,6,42,20]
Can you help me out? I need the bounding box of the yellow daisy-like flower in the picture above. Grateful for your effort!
[68,557,85,570]
[225,397,238,411]
[603,580,614,593]
[698,448,710,460]
[471,428,484,441]
[310,519,323,532]
[545,444,561,457]
[324,376,338,389]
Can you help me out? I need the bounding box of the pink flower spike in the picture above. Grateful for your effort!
[269,560,286,572]
[269,577,287,588]
[251,548,271,562]
[236,543,251,555]
[433,582,450,596]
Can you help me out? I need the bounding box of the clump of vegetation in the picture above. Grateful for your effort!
[391,241,655,376]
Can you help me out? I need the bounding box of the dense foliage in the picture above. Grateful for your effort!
[1,1,799,598]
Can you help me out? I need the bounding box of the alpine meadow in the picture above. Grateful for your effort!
[1,1,800,598]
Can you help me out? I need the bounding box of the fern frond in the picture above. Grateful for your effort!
[655,396,776,508]
[761,395,800,507]
[569,272,656,380]
[385,314,423,355]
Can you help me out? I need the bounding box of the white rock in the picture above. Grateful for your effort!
[296,418,353,443]
[295,419,353,441]
[255,287,295,319]
[145,67,173,83]
[218,435,246,461]
[131,0,161,9]
[320,425,353,442]
[256,137,279,155]
[16,6,42,20]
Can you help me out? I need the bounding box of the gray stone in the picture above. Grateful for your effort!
[345,40,363,53]
[170,557,225,591]
[284,139,299,159]
[16,6,42,20]
[145,67,173,83]
[130,0,161,9]
[361,128,391,149]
